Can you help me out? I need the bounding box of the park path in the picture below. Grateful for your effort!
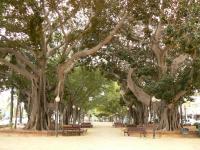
[0,122,199,150]
[87,122,122,137]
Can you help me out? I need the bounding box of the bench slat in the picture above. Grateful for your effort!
[62,124,87,136]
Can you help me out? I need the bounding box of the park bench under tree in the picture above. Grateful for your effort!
[124,124,162,137]
[124,125,146,137]
[81,122,93,128]
[62,124,87,136]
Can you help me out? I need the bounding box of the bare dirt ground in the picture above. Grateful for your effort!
[0,122,199,150]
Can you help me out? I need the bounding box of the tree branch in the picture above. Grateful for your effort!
[47,42,65,57]
[0,48,38,75]
[173,90,187,102]
[127,68,150,106]
[171,54,189,75]
[150,22,167,74]
[56,12,128,96]
[0,59,36,80]
[168,90,187,108]
[65,12,127,65]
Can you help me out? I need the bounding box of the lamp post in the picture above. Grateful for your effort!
[184,105,187,124]
[151,96,160,139]
[180,102,183,127]
[55,95,60,137]
[72,105,76,124]
[78,107,80,124]
[126,107,130,124]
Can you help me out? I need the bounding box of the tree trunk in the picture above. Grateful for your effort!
[26,70,48,130]
[132,109,139,125]
[78,110,81,124]
[72,108,77,124]
[62,106,67,125]
[14,97,19,129]
[180,103,183,127]
[19,104,23,124]
[131,103,149,125]
[159,104,180,131]
[9,86,14,128]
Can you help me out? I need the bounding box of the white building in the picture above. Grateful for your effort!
[183,96,200,120]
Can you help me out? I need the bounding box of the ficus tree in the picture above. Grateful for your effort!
[0,0,127,130]
[124,0,200,130]
[87,0,200,130]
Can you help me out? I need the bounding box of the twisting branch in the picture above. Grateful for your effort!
[171,54,189,75]
[127,68,150,106]
[55,7,72,44]
[150,21,167,74]
[168,90,187,109]
[173,90,187,103]
[45,1,93,57]
[59,12,127,72]
[0,59,36,80]
[0,48,39,75]
[47,43,65,57]
[56,12,128,97]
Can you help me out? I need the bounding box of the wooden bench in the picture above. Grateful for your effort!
[81,122,93,128]
[124,125,146,137]
[62,124,87,136]
[124,125,162,137]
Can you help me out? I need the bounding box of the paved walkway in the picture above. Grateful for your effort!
[0,122,199,150]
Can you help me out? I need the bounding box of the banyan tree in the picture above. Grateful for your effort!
[89,0,200,130]
[0,0,127,130]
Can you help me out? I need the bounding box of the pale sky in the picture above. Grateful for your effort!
[0,90,17,117]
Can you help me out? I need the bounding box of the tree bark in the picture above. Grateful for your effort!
[9,86,14,128]
[19,104,23,124]
[26,70,48,130]
[14,97,19,129]
[180,102,183,127]
[159,103,180,131]
[127,68,151,106]
[150,22,167,75]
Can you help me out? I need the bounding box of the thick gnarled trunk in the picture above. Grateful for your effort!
[159,104,180,131]
[26,72,48,130]
[130,104,149,125]
[127,68,151,106]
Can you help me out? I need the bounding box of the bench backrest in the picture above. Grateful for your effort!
[63,124,81,130]
[81,123,92,125]
[126,125,145,131]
